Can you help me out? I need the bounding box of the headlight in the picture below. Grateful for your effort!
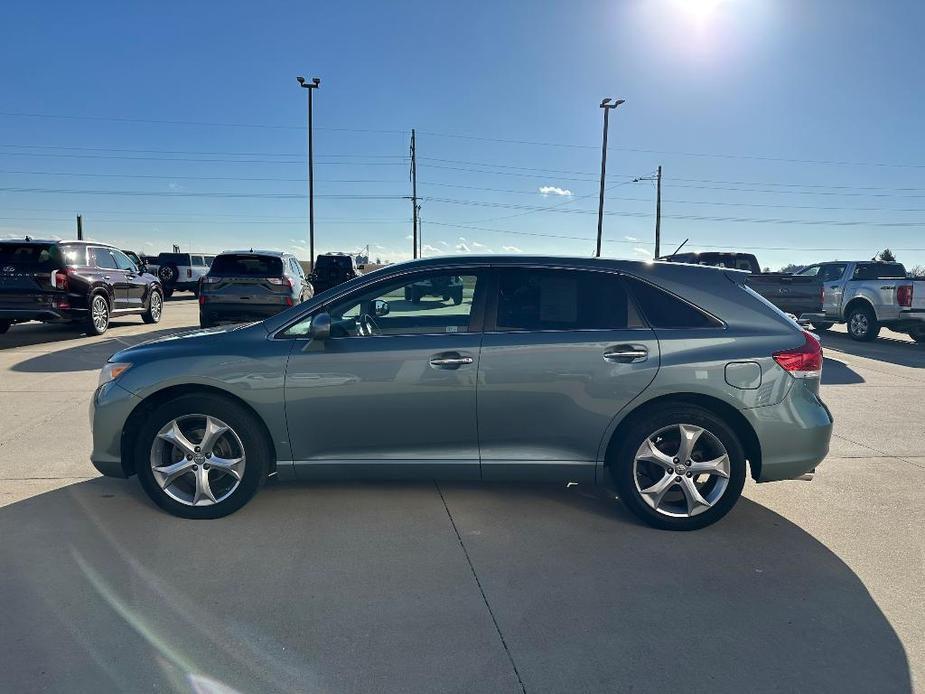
[98,362,132,387]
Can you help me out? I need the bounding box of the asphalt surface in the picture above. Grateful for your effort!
[0,296,922,693]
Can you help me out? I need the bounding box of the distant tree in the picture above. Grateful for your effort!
[908,264,925,278]
[877,248,897,262]
[779,263,805,274]
[763,266,771,273]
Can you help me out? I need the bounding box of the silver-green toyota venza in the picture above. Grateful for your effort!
[90,256,832,530]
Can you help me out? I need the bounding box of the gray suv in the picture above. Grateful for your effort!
[90,256,832,530]
[198,250,313,328]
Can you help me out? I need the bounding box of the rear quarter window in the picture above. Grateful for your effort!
[624,276,722,329]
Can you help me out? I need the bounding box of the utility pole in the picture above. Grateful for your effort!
[76,214,83,240]
[410,129,419,259]
[655,165,662,257]
[633,165,662,257]
[596,97,625,257]
[297,76,320,270]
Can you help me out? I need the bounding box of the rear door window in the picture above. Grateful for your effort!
[852,263,906,280]
[623,276,722,329]
[494,268,633,331]
[191,256,205,266]
[818,264,847,282]
[89,247,119,270]
[210,254,284,277]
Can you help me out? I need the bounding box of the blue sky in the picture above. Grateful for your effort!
[2,0,925,270]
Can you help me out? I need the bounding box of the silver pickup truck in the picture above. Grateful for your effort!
[797,261,925,342]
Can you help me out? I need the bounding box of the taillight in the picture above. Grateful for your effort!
[199,294,206,305]
[897,284,913,308]
[285,296,294,306]
[267,277,292,287]
[773,330,822,379]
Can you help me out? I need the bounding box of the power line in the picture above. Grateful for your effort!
[0,150,406,165]
[0,186,405,200]
[0,143,406,159]
[0,169,401,184]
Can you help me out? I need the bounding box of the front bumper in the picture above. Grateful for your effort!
[89,380,141,478]
[744,379,833,482]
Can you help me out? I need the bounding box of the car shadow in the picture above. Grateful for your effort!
[821,356,865,384]
[821,330,925,369]
[8,325,197,372]
[0,478,911,694]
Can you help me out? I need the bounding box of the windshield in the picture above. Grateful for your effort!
[209,254,284,276]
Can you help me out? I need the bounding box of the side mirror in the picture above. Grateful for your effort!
[309,312,331,340]
[374,299,390,317]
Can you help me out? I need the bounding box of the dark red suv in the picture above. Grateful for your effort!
[0,238,164,336]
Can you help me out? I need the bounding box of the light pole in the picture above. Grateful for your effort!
[297,76,320,270]
[596,97,625,258]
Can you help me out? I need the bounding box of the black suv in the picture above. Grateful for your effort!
[309,253,362,293]
[404,275,464,304]
[0,239,163,336]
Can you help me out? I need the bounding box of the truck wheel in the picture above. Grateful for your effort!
[452,289,463,306]
[811,322,834,332]
[0,320,10,335]
[847,305,880,342]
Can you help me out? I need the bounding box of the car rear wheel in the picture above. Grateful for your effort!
[142,290,163,324]
[610,405,747,530]
[135,394,270,519]
[0,320,10,334]
[847,304,880,341]
[811,321,833,332]
[86,293,110,336]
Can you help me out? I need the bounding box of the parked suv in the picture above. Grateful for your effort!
[145,252,211,298]
[405,274,464,304]
[0,239,163,336]
[309,253,361,293]
[91,256,832,530]
[198,250,314,328]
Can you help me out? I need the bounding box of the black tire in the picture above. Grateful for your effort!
[142,289,163,324]
[86,292,111,336]
[410,290,421,304]
[811,322,834,332]
[199,314,216,329]
[609,404,747,531]
[452,288,463,306]
[134,393,270,519]
[0,320,10,335]
[847,304,880,342]
[163,287,175,299]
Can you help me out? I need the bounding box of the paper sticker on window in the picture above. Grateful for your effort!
[446,325,458,333]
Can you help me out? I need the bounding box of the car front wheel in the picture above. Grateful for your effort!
[610,405,747,530]
[135,394,270,519]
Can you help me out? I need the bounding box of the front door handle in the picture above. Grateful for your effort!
[429,352,474,370]
[603,345,648,363]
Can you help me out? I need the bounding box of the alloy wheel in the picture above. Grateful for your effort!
[150,292,162,320]
[850,312,869,337]
[91,296,109,332]
[633,423,731,518]
[149,415,246,506]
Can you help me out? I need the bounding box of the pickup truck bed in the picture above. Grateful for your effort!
[745,273,822,317]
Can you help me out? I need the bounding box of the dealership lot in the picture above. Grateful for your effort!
[0,299,923,693]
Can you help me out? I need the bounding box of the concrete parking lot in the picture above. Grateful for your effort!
[1,297,922,693]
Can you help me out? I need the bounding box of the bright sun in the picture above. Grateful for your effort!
[674,0,729,21]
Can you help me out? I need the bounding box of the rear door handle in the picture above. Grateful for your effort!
[603,345,648,363]
[429,351,474,370]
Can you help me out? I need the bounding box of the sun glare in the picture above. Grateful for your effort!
[674,0,729,22]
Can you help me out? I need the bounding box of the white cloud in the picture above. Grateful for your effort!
[624,235,640,242]
[470,241,492,252]
[539,185,573,197]
[438,240,449,247]
[458,236,467,242]
[502,245,523,253]
[633,247,653,258]
[456,243,471,253]
[405,234,413,240]
[421,244,441,254]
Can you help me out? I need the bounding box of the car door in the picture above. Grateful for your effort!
[281,268,487,480]
[88,247,128,308]
[112,249,146,308]
[817,263,847,318]
[477,266,660,482]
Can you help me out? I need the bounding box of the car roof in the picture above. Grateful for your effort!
[218,250,290,257]
[0,239,114,247]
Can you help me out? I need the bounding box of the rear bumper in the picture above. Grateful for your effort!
[200,302,289,322]
[0,307,85,323]
[744,379,834,482]
[89,381,140,478]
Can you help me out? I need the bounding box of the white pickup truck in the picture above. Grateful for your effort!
[797,261,925,342]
